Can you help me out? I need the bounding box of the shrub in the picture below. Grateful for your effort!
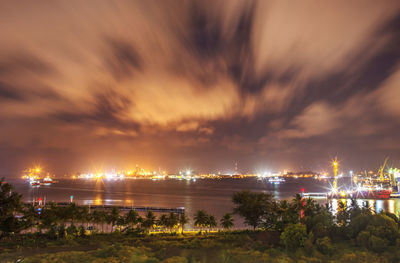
[281,223,307,252]
[356,231,370,248]
[46,226,57,240]
[78,225,86,237]
[303,237,314,255]
[369,235,387,253]
[58,224,66,238]
[315,236,334,255]
[162,256,188,263]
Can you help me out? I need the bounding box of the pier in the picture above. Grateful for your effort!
[301,192,327,199]
[25,202,185,214]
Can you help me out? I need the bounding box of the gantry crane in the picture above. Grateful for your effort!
[332,158,338,192]
[378,157,389,182]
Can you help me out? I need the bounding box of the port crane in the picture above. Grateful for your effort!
[378,157,389,182]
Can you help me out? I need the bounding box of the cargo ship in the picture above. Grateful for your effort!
[326,188,392,199]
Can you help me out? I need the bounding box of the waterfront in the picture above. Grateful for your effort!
[6,177,400,227]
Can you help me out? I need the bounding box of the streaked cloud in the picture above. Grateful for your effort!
[0,0,400,173]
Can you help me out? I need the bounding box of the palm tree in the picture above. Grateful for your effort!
[91,210,100,232]
[179,212,189,234]
[107,207,120,232]
[92,210,107,233]
[67,203,79,226]
[125,209,140,229]
[194,210,208,233]
[158,214,169,232]
[54,204,69,226]
[207,215,217,231]
[77,206,89,229]
[142,211,156,233]
[85,210,93,230]
[220,213,234,231]
[116,215,126,232]
[167,212,179,233]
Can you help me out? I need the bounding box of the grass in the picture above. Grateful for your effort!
[0,231,399,262]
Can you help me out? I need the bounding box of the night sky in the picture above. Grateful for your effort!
[1,1,400,175]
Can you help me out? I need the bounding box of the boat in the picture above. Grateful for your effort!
[23,167,57,186]
[42,176,57,185]
[268,177,285,183]
[326,188,392,199]
[29,179,41,187]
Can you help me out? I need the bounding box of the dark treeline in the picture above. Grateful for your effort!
[232,190,400,253]
[2,179,400,256]
[0,179,233,238]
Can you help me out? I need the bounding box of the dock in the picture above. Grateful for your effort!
[301,192,327,199]
[25,202,185,214]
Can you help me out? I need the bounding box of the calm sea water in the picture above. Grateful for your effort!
[6,177,400,227]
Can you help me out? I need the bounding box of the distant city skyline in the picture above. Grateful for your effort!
[1,1,400,175]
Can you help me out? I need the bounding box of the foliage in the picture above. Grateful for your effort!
[0,178,24,236]
[178,212,189,234]
[142,211,156,232]
[220,213,234,230]
[232,191,272,229]
[194,210,208,230]
[315,236,334,255]
[280,223,307,252]
[3,184,400,262]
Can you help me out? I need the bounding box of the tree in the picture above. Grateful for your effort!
[54,204,69,226]
[220,213,234,231]
[107,207,120,232]
[40,205,59,233]
[142,211,156,232]
[178,212,189,234]
[232,191,272,229]
[92,210,107,233]
[22,204,39,233]
[116,216,126,232]
[67,203,79,226]
[263,200,297,231]
[0,178,24,236]
[194,210,208,233]
[158,214,169,232]
[77,206,89,228]
[207,215,217,231]
[125,209,140,229]
[167,212,179,233]
[280,223,307,252]
[307,209,334,239]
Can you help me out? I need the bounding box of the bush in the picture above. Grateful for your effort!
[370,214,399,244]
[46,226,57,240]
[315,236,334,255]
[347,213,372,238]
[369,235,387,253]
[303,237,314,255]
[356,231,370,248]
[281,223,307,252]
[78,225,86,237]
[162,256,188,263]
[58,224,66,238]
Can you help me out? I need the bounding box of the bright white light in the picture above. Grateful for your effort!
[186,170,191,176]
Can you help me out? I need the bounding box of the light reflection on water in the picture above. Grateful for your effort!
[326,198,399,216]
